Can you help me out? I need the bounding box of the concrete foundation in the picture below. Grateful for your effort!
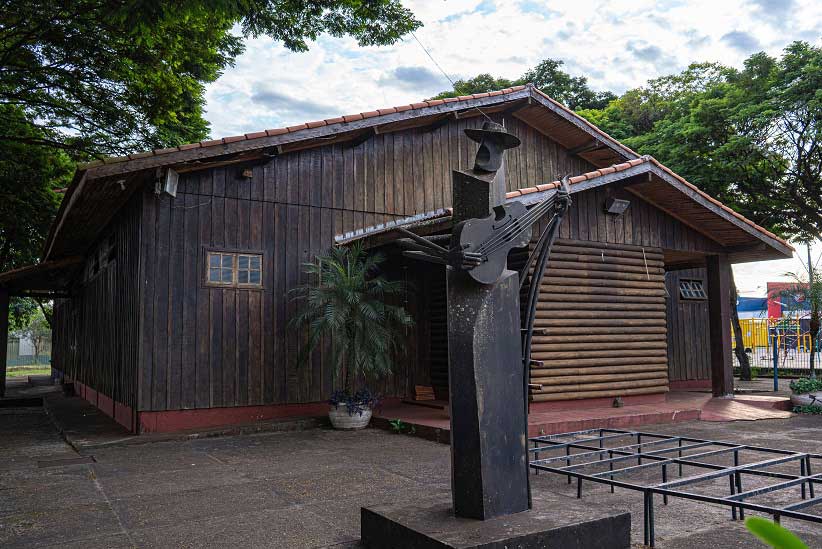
[360,491,631,549]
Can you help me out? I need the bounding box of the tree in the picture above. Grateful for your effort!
[0,0,421,311]
[430,74,517,100]
[522,59,616,110]
[289,243,413,394]
[579,44,822,381]
[16,309,50,365]
[430,58,615,110]
[1,0,422,159]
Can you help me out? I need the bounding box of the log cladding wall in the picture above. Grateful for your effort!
[527,239,668,401]
[665,268,711,382]
[522,188,722,402]
[135,113,592,411]
[52,193,142,414]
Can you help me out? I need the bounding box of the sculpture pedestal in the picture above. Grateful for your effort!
[360,490,631,549]
[447,269,528,519]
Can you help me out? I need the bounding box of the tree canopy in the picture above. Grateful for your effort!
[430,58,615,110]
[579,42,822,242]
[1,0,422,159]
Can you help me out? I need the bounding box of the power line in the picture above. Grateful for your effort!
[410,32,494,123]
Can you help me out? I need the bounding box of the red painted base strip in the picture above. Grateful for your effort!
[71,380,134,432]
[137,402,333,434]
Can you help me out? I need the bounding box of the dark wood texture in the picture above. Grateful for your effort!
[707,254,734,396]
[665,268,711,382]
[52,193,142,421]
[0,288,8,398]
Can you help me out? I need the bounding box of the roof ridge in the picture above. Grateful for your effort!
[80,85,529,170]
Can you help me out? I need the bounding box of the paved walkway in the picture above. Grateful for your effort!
[1,402,821,548]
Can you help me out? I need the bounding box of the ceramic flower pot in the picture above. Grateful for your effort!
[791,392,822,408]
[328,404,372,430]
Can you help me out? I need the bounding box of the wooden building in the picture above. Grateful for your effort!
[0,84,793,433]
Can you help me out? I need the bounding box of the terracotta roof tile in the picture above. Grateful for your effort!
[286,124,308,132]
[394,104,413,112]
[361,110,380,119]
[128,151,153,159]
[427,99,445,106]
[223,135,245,144]
[442,97,459,103]
[599,166,616,175]
[244,131,267,139]
[153,147,179,155]
[410,102,429,109]
[377,108,397,115]
[266,128,289,136]
[305,120,326,129]
[568,175,587,184]
[323,116,345,125]
[177,143,201,151]
[200,139,223,147]
[343,113,363,122]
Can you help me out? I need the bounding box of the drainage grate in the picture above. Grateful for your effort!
[37,456,96,468]
[530,428,822,547]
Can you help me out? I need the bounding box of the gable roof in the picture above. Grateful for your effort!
[38,83,792,266]
[336,156,793,263]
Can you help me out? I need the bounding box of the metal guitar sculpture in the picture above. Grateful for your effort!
[395,120,572,521]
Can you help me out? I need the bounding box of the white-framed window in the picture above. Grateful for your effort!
[679,279,707,300]
[206,251,262,288]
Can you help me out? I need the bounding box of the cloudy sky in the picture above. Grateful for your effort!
[203,0,821,295]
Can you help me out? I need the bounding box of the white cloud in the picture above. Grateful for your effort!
[201,0,821,290]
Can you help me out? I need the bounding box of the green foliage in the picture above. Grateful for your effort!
[745,517,808,549]
[793,404,822,414]
[289,243,413,393]
[8,297,38,332]
[579,43,822,242]
[789,377,822,394]
[1,0,421,159]
[0,0,419,276]
[430,74,517,100]
[388,418,414,434]
[430,58,614,110]
[0,105,72,273]
[522,59,616,110]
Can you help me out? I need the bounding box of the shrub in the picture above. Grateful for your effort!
[789,377,822,394]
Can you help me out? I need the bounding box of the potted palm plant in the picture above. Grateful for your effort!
[290,243,413,430]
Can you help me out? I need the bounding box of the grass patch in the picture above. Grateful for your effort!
[7,367,52,378]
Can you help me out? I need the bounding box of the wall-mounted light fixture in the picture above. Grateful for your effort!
[604,197,630,216]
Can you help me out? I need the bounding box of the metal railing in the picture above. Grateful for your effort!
[732,317,820,376]
[530,428,822,548]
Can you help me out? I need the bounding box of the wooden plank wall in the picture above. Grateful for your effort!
[665,268,711,382]
[136,114,584,411]
[52,193,142,411]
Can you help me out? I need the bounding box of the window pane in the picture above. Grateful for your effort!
[238,255,249,270]
[249,271,261,284]
[250,256,261,270]
[222,255,233,268]
[221,268,233,283]
[238,271,249,284]
[208,267,221,282]
[209,254,221,268]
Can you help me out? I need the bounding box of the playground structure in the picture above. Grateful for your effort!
[732,315,821,374]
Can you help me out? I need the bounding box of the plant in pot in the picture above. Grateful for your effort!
[289,242,413,430]
[789,377,822,411]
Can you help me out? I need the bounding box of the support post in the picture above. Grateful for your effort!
[707,254,734,397]
[0,288,9,398]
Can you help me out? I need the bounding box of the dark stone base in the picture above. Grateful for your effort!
[361,491,631,548]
